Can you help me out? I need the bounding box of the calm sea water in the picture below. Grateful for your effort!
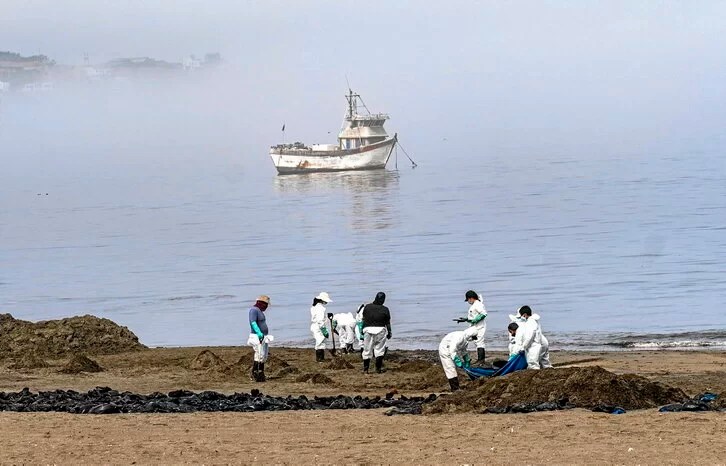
[2,97,725,351]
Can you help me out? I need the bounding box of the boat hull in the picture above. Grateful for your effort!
[269,137,396,175]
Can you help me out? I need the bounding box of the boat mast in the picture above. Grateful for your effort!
[346,89,359,120]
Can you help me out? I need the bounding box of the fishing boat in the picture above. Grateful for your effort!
[269,90,397,174]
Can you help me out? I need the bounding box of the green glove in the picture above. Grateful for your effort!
[250,322,264,342]
[357,321,364,340]
[469,314,486,324]
[453,355,463,368]
[321,326,329,338]
[463,354,472,368]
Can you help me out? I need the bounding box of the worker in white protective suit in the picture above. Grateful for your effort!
[514,305,552,370]
[354,303,365,341]
[438,327,478,391]
[310,292,332,362]
[454,290,488,364]
[332,312,357,353]
[361,292,392,374]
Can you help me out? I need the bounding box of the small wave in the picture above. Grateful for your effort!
[211,294,235,300]
[605,340,726,349]
[550,329,726,351]
[168,295,204,301]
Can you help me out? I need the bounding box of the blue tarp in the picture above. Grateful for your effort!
[463,353,528,379]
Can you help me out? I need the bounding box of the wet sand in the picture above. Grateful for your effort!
[0,347,724,463]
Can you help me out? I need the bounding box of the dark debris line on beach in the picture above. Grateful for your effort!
[0,388,721,416]
[0,387,435,415]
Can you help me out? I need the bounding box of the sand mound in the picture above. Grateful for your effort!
[295,373,334,385]
[275,366,301,378]
[398,366,449,391]
[189,350,231,372]
[327,357,354,370]
[396,360,437,373]
[0,313,145,359]
[59,354,104,374]
[8,354,49,370]
[425,366,687,414]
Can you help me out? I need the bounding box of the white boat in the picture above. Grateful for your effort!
[269,90,397,174]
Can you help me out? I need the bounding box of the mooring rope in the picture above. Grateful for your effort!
[396,139,418,168]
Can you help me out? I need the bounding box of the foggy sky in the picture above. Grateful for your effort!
[2,1,726,165]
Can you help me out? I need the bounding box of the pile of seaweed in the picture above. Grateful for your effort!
[59,354,104,374]
[0,314,145,359]
[0,387,437,415]
[425,366,688,414]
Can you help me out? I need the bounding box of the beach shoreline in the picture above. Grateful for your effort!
[1,347,724,463]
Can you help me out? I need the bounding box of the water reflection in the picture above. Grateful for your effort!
[272,169,399,194]
[273,169,400,232]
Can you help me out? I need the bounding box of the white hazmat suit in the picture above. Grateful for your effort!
[467,295,487,350]
[517,313,552,370]
[354,304,365,341]
[310,302,328,350]
[333,312,356,347]
[508,330,524,358]
[438,328,478,379]
[362,327,387,359]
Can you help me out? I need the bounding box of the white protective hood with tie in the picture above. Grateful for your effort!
[510,312,552,369]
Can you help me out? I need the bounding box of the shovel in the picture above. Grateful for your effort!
[327,314,337,357]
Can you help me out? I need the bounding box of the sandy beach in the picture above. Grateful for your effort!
[1,346,724,464]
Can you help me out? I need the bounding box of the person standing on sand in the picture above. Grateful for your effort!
[456,290,488,364]
[248,295,271,382]
[310,292,332,362]
[361,291,392,374]
[516,305,553,370]
[438,327,478,391]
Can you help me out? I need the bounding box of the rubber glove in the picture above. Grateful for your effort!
[250,322,264,342]
[468,314,486,324]
[321,326,329,338]
[453,355,463,368]
[518,349,525,355]
[357,321,364,340]
[463,354,472,368]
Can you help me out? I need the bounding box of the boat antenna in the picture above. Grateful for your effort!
[347,88,355,120]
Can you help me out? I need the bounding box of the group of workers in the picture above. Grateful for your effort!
[246,291,392,382]
[246,290,551,390]
[440,292,552,391]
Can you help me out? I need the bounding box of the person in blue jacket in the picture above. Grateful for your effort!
[248,295,271,382]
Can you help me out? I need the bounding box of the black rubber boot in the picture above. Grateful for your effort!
[477,348,486,365]
[258,363,266,382]
[375,356,384,373]
[346,343,354,353]
[448,377,460,392]
[251,361,259,381]
[363,358,370,373]
[315,349,325,362]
